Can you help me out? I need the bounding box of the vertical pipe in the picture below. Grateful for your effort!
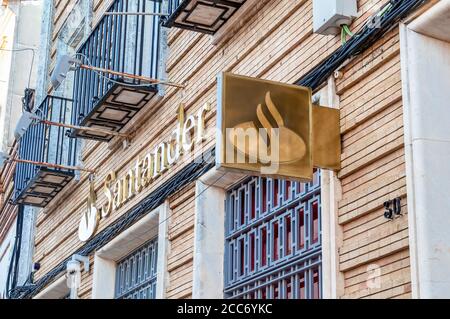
[111,1,119,73]
[46,97,53,164]
[118,0,124,73]
[89,27,97,115]
[79,47,89,120]
[56,98,63,166]
[138,0,146,76]
[122,0,128,74]
[133,0,141,76]
[72,63,80,126]
[99,20,107,97]
[105,14,113,88]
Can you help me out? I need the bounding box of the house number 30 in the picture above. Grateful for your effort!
[384,198,402,220]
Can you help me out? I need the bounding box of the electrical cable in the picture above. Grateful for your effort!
[342,25,354,37]
[11,207,23,289]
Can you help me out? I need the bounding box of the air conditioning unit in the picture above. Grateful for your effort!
[313,0,358,35]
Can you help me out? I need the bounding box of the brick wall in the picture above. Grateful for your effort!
[32,0,411,299]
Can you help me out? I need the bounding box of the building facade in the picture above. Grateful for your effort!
[1,0,449,299]
[0,0,43,298]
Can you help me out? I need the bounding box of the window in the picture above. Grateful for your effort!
[224,170,322,299]
[115,238,158,299]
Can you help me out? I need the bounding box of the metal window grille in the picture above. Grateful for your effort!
[115,238,158,299]
[224,170,322,299]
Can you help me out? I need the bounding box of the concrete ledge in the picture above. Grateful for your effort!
[199,167,247,189]
[34,275,68,299]
[409,0,450,43]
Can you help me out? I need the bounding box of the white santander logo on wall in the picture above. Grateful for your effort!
[78,103,211,242]
[78,181,99,242]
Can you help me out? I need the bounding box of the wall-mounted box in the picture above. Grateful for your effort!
[313,0,358,35]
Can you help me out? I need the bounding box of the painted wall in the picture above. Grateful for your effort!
[401,2,450,297]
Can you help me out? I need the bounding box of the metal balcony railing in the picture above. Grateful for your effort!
[72,0,161,141]
[163,0,247,34]
[166,0,182,14]
[14,96,77,207]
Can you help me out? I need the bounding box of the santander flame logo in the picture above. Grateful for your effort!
[228,91,307,164]
[78,181,99,242]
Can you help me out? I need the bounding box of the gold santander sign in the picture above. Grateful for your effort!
[216,72,341,181]
[78,103,210,242]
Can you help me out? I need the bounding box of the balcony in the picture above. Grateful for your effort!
[71,0,161,142]
[13,96,77,207]
[163,0,247,34]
